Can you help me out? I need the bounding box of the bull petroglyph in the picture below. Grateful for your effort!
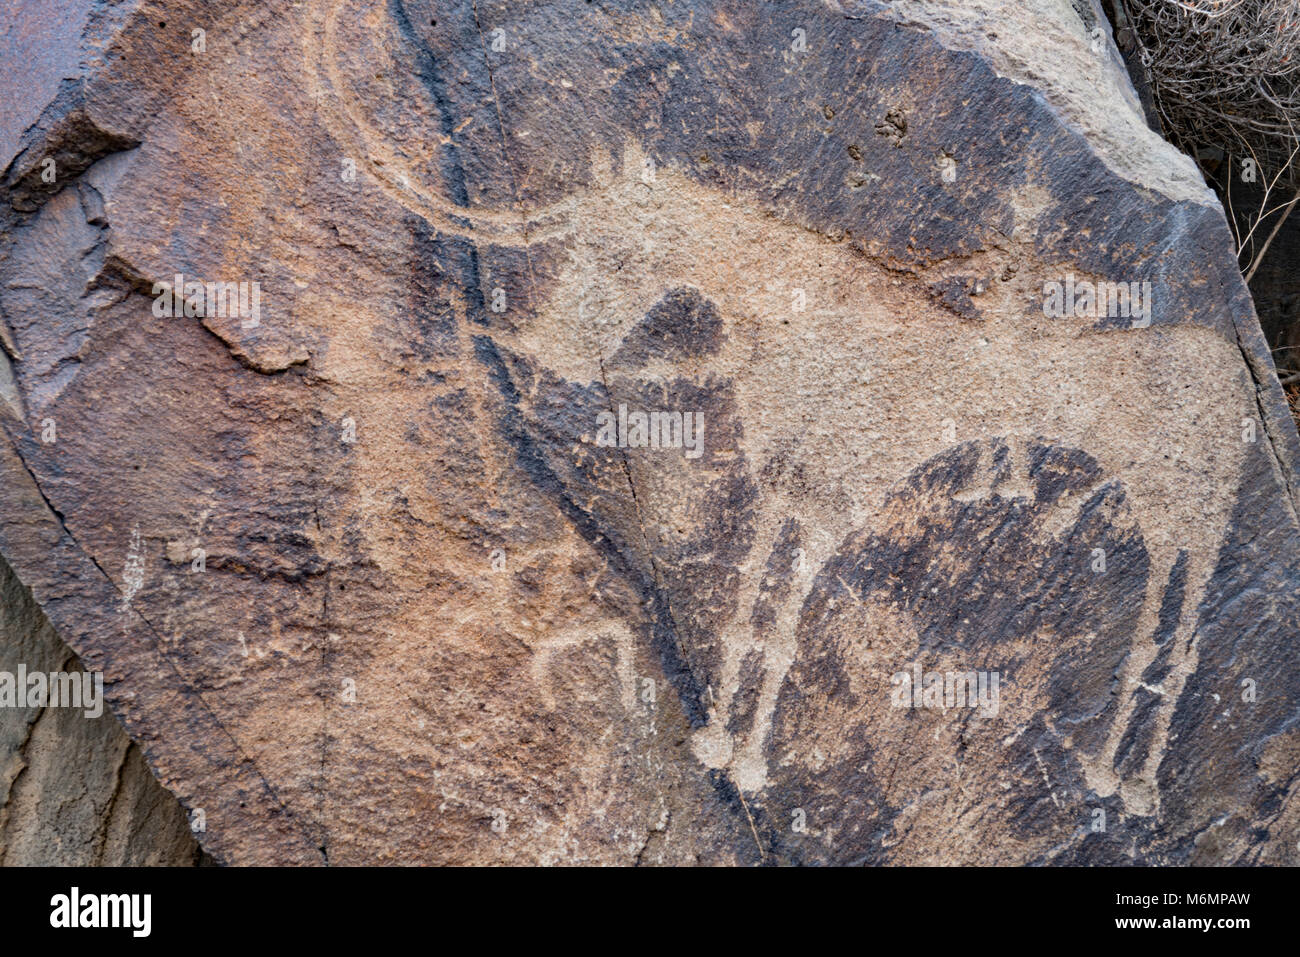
[306,0,1250,852]
[6,0,1285,865]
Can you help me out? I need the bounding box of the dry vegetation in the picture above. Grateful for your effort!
[1121,0,1300,423]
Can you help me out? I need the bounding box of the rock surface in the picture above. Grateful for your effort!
[0,0,1298,865]
[0,556,204,865]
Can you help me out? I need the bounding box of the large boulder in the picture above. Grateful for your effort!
[1,0,1297,864]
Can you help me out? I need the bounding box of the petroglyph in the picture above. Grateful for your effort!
[498,152,1250,823]
[305,0,582,246]
[3,0,1295,866]
[530,621,637,714]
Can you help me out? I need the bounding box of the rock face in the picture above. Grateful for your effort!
[0,556,204,865]
[0,0,1298,865]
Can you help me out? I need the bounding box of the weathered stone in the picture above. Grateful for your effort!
[0,555,204,865]
[0,0,1297,865]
